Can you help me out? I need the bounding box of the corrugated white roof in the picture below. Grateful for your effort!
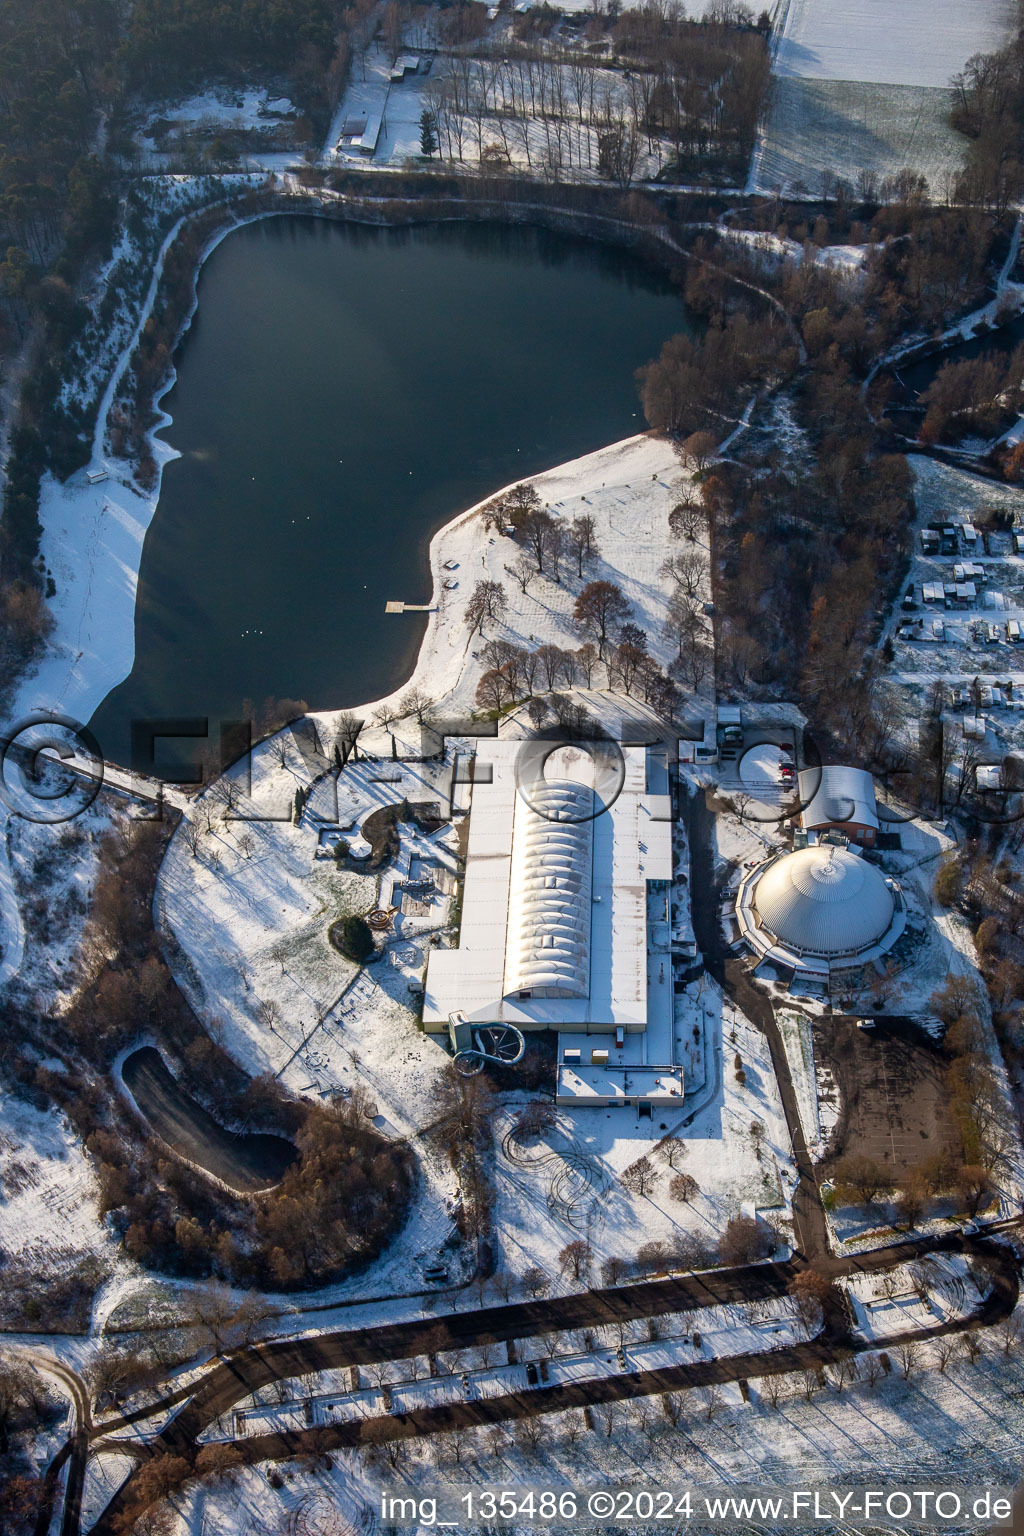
[504,778,593,998]
[423,739,671,1027]
[798,765,878,832]
[753,845,894,958]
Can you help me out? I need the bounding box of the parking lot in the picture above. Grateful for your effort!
[812,1013,957,1178]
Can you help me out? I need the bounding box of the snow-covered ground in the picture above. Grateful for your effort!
[0,1091,116,1312]
[327,49,672,179]
[80,1451,136,1534]
[751,0,1014,195]
[775,0,1014,88]
[492,979,796,1282]
[163,1332,1024,1536]
[134,89,307,172]
[200,1296,810,1444]
[846,1254,985,1340]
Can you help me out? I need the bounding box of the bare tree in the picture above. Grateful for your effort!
[894,1341,921,1380]
[575,642,598,685]
[668,494,704,542]
[574,579,631,657]
[658,1134,687,1168]
[559,1239,592,1281]
[935,1334,959,1373]
[862,1352,884,1389]
[181,816,202,858]
[567,514,599,577]
[521,1265,549,1298]
[465,579,508,636]
[400,687,434,726]
[660,550,705,598]
[507,554,536,594]
[372,702,400,760]
[621,1156,659,1197]
[670,1172,699,1203]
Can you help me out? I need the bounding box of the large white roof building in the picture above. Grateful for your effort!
[424,739,673,1034]
[735,842,905,979]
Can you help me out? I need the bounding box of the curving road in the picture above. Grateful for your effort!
[69,1223,1019,1535]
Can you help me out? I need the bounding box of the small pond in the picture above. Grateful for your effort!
[122,1045,296,1193]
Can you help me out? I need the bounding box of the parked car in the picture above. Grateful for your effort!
[525,1361,539,1386]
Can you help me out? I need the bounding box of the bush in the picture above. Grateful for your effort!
[718,1214,774,1266]
[934,858,962,908]
[330,913,374,963]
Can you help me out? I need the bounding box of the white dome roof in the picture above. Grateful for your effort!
[753,845,894,958]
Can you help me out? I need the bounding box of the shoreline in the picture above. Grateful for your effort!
[5,186,692,754]
[4,197,282,734]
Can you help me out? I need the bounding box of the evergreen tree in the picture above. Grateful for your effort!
[419,109,438,158]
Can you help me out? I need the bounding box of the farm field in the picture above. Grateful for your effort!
[774,0,1015,88]
[753,78,964,198]
[752,0,1015,195]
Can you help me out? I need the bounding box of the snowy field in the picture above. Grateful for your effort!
[0,1091,115,1300]
[134,89,308,173]
[492,981,796,1282]
[166,1333,1024,1535]
[753,78,966,197]
[327,50,670,179]
[775,0,1015,87]
[201,1296,810,1445]
[751,0,1015,195]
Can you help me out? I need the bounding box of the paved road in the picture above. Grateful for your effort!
[10,1352,93,1536]
[88,1232,1018,1534]
[684,791,830,1261]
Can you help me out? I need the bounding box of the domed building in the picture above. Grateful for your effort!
[735,843,905,979]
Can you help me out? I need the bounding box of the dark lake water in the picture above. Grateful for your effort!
[122,1046,296,1192]
[90,216,694,770]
